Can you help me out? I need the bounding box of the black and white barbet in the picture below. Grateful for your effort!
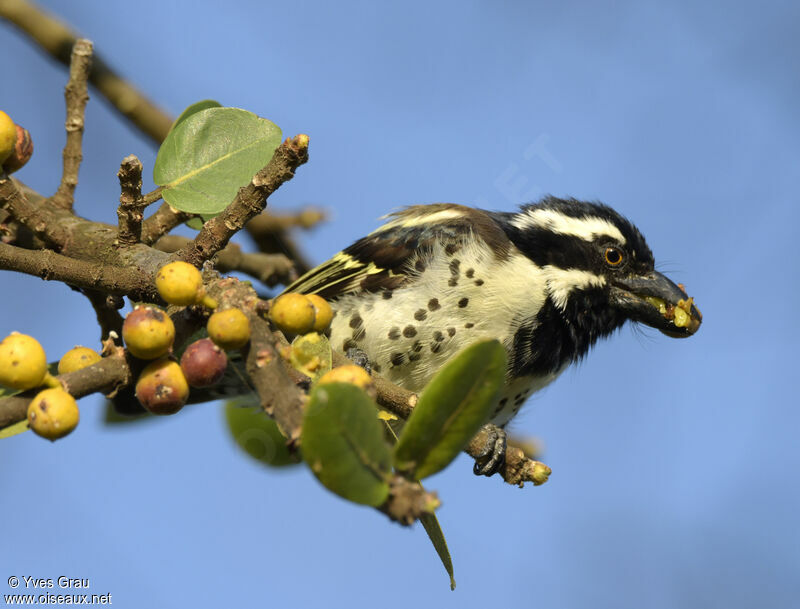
[284,196,702,475]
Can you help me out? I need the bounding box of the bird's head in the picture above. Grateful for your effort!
[503,197,702,340]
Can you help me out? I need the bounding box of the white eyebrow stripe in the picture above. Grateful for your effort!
[511,208,626,244]
[543,266,607,310]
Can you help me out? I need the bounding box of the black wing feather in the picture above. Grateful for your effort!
[282,204,488,300]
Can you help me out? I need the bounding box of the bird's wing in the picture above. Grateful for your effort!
[283,204,505,300]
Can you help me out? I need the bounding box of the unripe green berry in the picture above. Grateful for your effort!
[135,358,189,415]
[58,346,101,374]
[0,332,48,390]
[27,388,80,441]
[269,293,316,336]
[207,308,251,351]
[122,306,175,360]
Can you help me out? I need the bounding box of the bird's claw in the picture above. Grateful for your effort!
[472,423,507,477]
[345,347,372,375]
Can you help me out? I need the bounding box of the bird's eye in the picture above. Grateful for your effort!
[604,247,624,266]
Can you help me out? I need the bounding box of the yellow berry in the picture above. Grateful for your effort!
[155,261,205,306]
[306,294,334,332]
[207,308,251,350]
[58,346,102,374]
[0,110,16,165]
[122,306,175,360]
[317,365,373,390]
[269,293,316,335]
[27,388,80,440]
[0,332,48,391]
[135,358,190,415]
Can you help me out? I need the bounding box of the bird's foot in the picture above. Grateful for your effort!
[345,347,372,375]
[472,423,507,477]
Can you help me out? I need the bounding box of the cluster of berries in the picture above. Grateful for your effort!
[128,261,250,415]
[0,262,250,438]
[1,260,375,442]
[268,292,371,390]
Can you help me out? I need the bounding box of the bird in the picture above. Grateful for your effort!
[283,196,702,475]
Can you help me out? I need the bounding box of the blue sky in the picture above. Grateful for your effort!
[2,1,798,607]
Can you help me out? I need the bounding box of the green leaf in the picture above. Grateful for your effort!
[0,419,29,439]
[0,385,21,398]
[185,217,205,230]
[290,332,332,382]
[103,401,151,424]
[225,399,300,467]
[153,107,282,215]
[420,511,456,590]
[302,383,391,506]
[393,339,506,480]
[171,99,222,131]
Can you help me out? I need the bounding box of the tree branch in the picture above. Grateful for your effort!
[245,209,321,275]
[177,135,310,267]
[49,37,92,211]
[0,349,131,429]
[140,202,190,246]
[246,207,326,233]
[81,289,125,343]
[0,240,149,297]
[0,0,173,145]
[115,154,145,246]
[0,176,69,248]
[332,351,550,487]
[155,235,296,287]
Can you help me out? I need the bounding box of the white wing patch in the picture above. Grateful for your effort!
[511,207,626,244]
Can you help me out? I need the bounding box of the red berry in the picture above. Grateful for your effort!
[180,338,227,388]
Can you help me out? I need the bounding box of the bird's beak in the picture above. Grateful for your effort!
[609,271,702,338]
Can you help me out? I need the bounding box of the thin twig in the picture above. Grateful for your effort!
[0,0,172,145]
[0,350,131,429]
[331,351,549,487]
[0,176,68,248]
[0,241,151,298]
[141,187,164,207]
[177,135,310,268]
[115,154,145,246]
[155,235,297,286]
[200,278,306,441]
[82,289,125,343]
[140,201,190,246]
[246,208,326,233]
[49,38,92,210]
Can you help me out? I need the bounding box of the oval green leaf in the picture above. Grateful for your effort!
[171,99,222,131]
[420,511,456,590]
[302,382,391,506]
[185,217,205,230]
[153,107,282,215]
[393,339,506,480]
[225,400,300,467]
[0,419,29,440]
